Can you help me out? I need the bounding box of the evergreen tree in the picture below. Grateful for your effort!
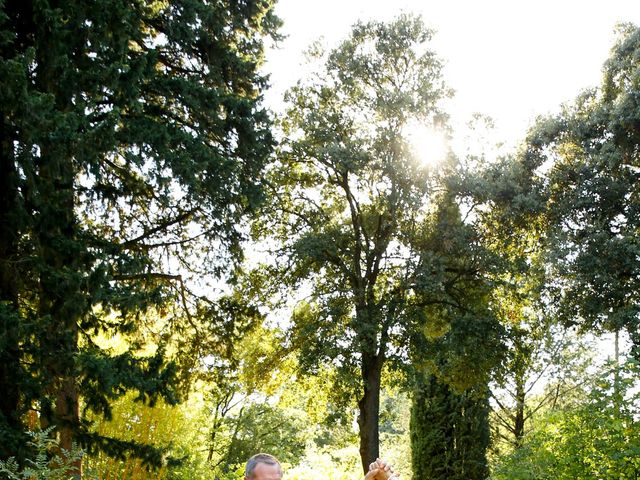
[407,197,498,480]
[405,117,551,480]
[411,375,490,480]
[0,0,278,469]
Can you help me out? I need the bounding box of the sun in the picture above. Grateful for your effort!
[403,122,449,167]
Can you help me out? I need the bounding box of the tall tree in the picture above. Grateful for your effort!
[406,111,553,478]
[526,24,640,355]
[252,14,452,472]
[411,376,490,480]
[0,0,278,468]
[407,195,503,480]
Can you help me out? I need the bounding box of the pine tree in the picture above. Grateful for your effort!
[0,0,278,468]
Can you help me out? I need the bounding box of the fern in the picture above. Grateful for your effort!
[0,428,90,480]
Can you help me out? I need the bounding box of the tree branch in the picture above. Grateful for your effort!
[121,207,200,247]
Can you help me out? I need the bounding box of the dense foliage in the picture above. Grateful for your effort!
[491,360,640,480]
[1,3,639,479]
[528,24,640,350]
[250,13,456,472]
[0,0,278,468]
[411,376,490,480]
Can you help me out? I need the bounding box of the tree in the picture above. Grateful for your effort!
[85,394,198,480]
[491,315,593,450]
[251,14,452,472]
[202,322,307,475]
[447,113,570,453]
[526,24,640,355]
[0,0,278,469]
[491,360,640,480]
[411,376,490,480]
[406,196,505,480]
[219,402,308,471]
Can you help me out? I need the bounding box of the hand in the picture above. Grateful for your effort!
[364,458,397,480]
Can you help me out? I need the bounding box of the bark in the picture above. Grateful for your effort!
[36,168,82,475]
[513,376,526,447]
[37,190,82,475]
[35,110,83,477]
[357,352,384,474]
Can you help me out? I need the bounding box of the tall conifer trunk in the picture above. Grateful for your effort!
[33,16,83,469]
[36,148,82,474]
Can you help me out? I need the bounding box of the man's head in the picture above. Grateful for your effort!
[244,453,282,480]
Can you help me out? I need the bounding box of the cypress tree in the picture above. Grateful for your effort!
[407,195,502,480]
[411,375,490,480]
[0,0,278,468]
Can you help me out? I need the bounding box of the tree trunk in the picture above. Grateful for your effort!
[38,209,82,475]
[32,11,83,473]
[55,376,81,463]
[36,143,82,475]
[513,376,526,447]
[357,352,384,474]
[38,222,82,476]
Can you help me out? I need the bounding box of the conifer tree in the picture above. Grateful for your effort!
[411,375,490,480]
[406,176,511,480]
[0,0,278,468]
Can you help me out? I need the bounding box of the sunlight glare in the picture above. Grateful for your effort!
[404,123,448,167]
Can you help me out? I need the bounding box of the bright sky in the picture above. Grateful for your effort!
[263,0,640,147]
[258,1,639,356]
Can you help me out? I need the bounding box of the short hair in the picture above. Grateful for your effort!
[245,453,281,479]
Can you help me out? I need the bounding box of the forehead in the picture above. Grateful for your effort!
[251,462,282,480]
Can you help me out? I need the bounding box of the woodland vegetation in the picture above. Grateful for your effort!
[1,1,639,479]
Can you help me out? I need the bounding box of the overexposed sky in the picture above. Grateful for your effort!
[263,0,640,146]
